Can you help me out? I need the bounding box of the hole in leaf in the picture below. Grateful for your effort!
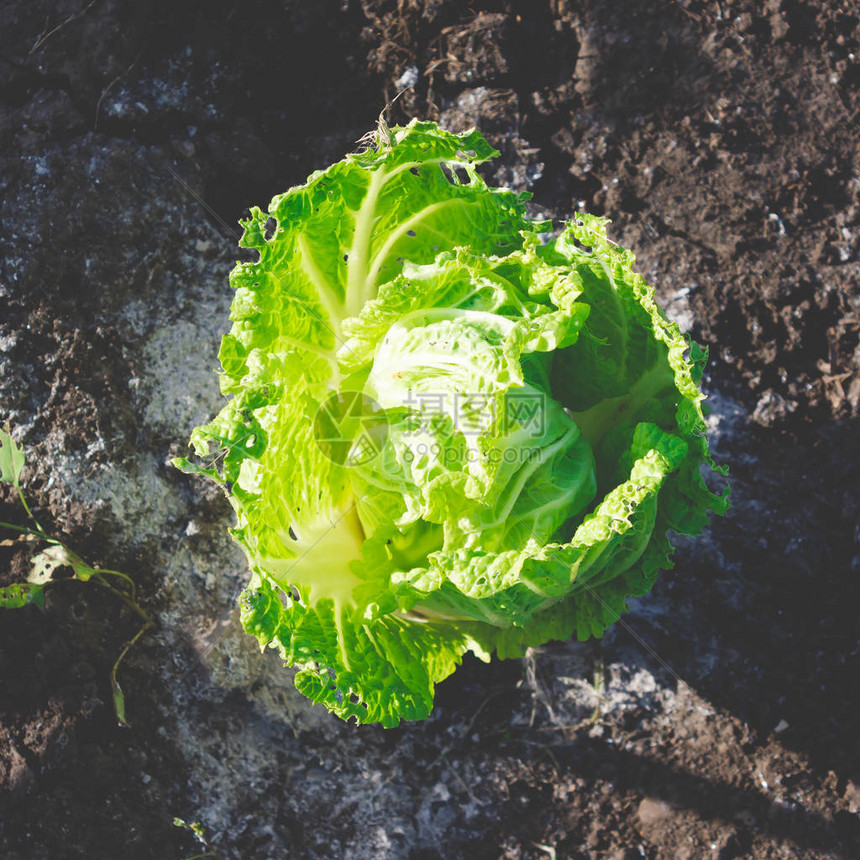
[410,167,420,176]
[263,217,277,241]
[288,526,298,540]
[453,165,470,184]
[439,162,456,184]
[406,230,416,237]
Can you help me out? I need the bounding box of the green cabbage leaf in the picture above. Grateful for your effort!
[176,120,728,727]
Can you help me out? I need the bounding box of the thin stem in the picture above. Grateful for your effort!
[111,618,153,728]
[0,520,61,543]
[93,567,138,602]
[66,569,155,728]
[15,485,48,537]
[91,573,153,626]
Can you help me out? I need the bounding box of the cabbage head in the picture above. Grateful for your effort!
[176,120,728,726]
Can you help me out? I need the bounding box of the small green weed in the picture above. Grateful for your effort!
[0,426,154,726]
[173,818,222,859]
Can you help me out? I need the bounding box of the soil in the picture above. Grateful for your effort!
[1,1,858,858]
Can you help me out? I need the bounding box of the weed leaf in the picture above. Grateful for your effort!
[29,544,96,584]
[0,582,46,608]
[0,428,25,486]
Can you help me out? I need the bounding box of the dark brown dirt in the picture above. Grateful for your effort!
[1,1,858,858]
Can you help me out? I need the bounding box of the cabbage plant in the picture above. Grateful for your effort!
[176,120,728,726]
